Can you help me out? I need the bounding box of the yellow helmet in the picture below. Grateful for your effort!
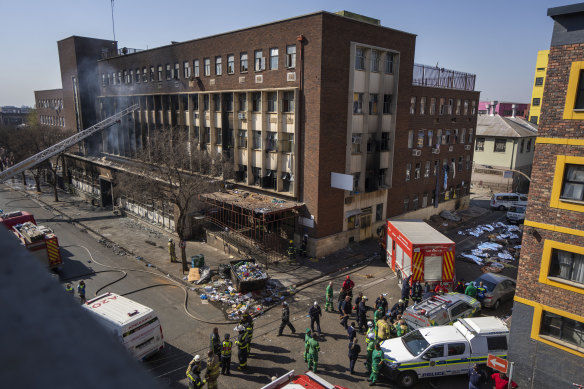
[289,240,293,243]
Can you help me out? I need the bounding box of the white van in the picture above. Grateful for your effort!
[490,193,527,210]
[82,293,164,360]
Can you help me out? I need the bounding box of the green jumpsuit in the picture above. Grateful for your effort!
[365,328,376,372]
[306,337,320,373]
[325,285,333,311]
[303,329,311,362]
[369,349,384,384]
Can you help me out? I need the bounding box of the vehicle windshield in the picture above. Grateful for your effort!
[475,277,497,292]
[401,330,430,356]
[510,206,525,213]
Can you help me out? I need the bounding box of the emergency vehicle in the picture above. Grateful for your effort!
[261,370,348,389]
[381,220,456,290]
[380,316,509,388]
[1,210,62,269]
[82,293,164,360]
[403,293,481,329]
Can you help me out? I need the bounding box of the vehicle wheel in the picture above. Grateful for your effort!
[498,205,506,211]
[493,299,500,310]
[398,371,418,388]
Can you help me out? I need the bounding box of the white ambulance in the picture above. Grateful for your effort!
[82,292,164,360]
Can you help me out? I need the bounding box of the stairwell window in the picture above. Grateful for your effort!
[267,92,277,112]
[215,56,222,76]
[269,48,278,70]
[369,94,378,114]
[353,93,363,114]
[240,52,248,72]
[227,55,235,74]
[204,58,210,76]
[194,60,200,77]
[282,91,294,112]
[355,48,365,70]
[371,50,380,72]
[383,94,392,114]
[385,52,394,74]
[286,45,296,68]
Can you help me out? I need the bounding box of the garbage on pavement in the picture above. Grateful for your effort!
[458,222,523,269]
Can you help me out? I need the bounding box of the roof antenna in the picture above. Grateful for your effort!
[111,0,116,42]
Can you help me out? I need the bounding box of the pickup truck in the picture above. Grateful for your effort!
[403,293,481,329]
[380,316,509,388]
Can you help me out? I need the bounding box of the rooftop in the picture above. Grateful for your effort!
[548,2,584,18]
[389,220,454,245]
[412,63,476,91]
[476,114,538,138]
[201,189,303,214]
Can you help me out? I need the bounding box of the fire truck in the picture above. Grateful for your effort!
[381,220,456,290]
[0,210,63,269]
[261,370,348,389]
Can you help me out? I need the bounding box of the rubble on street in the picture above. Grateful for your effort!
[458,222,523,269]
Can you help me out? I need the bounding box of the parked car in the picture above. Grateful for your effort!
[506,206,526,224]
[490,193,528,211]
[403,293,481,329]
[470,273,516,309]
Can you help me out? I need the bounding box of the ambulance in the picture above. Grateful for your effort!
[381,220,456,290]
[82,293,164,360]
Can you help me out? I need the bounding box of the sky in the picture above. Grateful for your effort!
[0,0,574,107]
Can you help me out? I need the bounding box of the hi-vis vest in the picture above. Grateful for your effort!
[221,340,232,356]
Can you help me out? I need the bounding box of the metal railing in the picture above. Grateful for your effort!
[101,47,143,60]
[413,63,476,91]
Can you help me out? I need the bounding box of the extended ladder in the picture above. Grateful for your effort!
[0,105,138,183]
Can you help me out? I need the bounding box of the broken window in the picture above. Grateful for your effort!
[240,52,248,72]
[254,50,265,71]
[184,61,191,78]
[227,54,234,74]
[286,45,296,68]
[238,130,247,148]
[266,132,278,151]
[352,134,361,153]
[253,131,262,149]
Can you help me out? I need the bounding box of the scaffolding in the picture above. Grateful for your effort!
[200,189,302,263]
[413,64,476,91]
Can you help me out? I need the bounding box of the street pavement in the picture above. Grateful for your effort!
[1,177,513,389]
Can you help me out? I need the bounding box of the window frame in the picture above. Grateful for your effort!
[355,47,365,71]
[240,52,248,73]
[183,61,191,79]
[550,156,584,212]
[384,52,394,74]
[353,93,363,114]
[215,56,222,76]
[535,77,544,86]
[540,239,584,294]
[370,50,380,72]
[203,58,211,77]
[193,60,200,77]
[475,137,485,151]
[494,138,506,153]
[227,54,235,74]
[286,45,296,68]
[269,48,278,70]
[532,97,541,107]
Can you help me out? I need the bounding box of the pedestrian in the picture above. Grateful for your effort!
[367,343,384,386]
[357,296,368,332]
[465,281,478,298]
[456,278,466,294]
[412,280,423,304]
[186,363,206,389]
[235,325,250,370]
[401,275,411,306]
[348,338,361,375]
[220,333,232,375]
[77,280,86,304]
[376,316,390,341]
[491,372,518,389]
[347,322,357,341]
[325,281,334,312]
[468,364,486,389]
[375,294,388,314]
[278,302,296,336]
[65,283,74,296]
[303,328,312,362]
[168,238,177,263]
[210,327,221,356]
[287,240,296,264]
[340,295,352,329]
[205,350,220,389]
[365,321,375,373]
[306,333,320,373]
[338,287,348,313]
[309,301,322,337]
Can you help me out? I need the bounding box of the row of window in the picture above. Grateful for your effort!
[192,127,294,152]
[37,98,63,110]
[355,47,394,74]
[353,93,392,115]
[407,128,474,149]
[40,115,65,127]
[475,137,533,153]
[236,166,293,192]
[350,132,391,154]
[101,45,297,87]
[403,184,470,212]
[410,96,477,116]
[405,156,471,182]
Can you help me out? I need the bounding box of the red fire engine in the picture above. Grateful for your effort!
[1,210,63,269]
[261,370,348,389]
[381,220,456,290]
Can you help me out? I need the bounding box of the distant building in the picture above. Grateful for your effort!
[477,101,529,117]
[472,114,537,193]
[34,89,66,128]
[508,3,584,388]
[528,50,549,124]
[0,106,31,126]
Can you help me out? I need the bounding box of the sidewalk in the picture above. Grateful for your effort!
[4,178,380,320]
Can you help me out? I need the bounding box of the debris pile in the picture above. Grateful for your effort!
[232,260,268,282]
[458,222,523,268]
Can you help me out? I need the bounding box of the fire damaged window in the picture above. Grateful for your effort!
[252,92,261,112]
[174,62,180,80]
[240,52,248,72]
[383,94,392,114]
[227,55,235,74]
[134,68,140,83]
[149,66,154,82]
[157,66,163,81]
[238,130,247,148]
[166,64,171,80]
[194,60,200,77]
[286,45,296,68]
[184,61,191,78]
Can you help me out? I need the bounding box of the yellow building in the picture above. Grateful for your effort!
[528,49,549,124]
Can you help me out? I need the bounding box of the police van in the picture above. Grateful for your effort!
[82,293,164,360]
[403,293,481,329]
[380,316,509,388]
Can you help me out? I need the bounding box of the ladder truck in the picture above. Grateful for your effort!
[0,105,138,183]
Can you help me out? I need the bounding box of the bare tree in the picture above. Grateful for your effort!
[116,128,231,271]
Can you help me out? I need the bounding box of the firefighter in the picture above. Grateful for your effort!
[401,275,411,306]
[390,299,406,323]
[65,283,74,296]
[342,275,355,299]
[77,280,86,304]
[168,238,177,263]
[186,363,206,389]
[287,240,296,264]
[188,354,202,372]
[303,328,312,362]
[365,321,376,373]
[220,333,232,375]
[325,281,334,312]
[235,325,250,370]
[455,278,466,294]
[368,343,384,386]
[205,350,220,389]
[210,327,221,356]
[240,310,253,329]
[376,315,390,341]
[412,280,423,304]
[357,296,368,332]
[309,301,322,338]
[306,333,320,373]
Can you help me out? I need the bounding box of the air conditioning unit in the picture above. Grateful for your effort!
[345,196,353,205]
[465,145,471,151]
[238,112,246,120]
[432,148,440,154]
[449,146,454,152]
[412,149,421,157]
[287,72,296,82]
[239,76,246,84]
[255,75,263,83]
